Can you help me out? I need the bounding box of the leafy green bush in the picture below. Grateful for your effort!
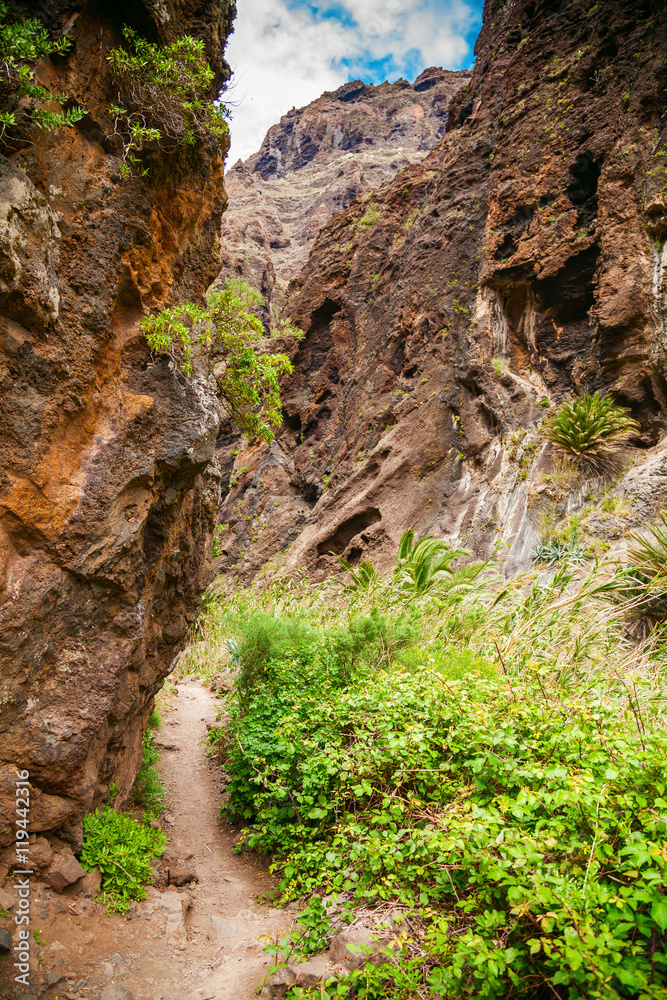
[359,201,381,230]
[541,392,638,470]
[232,611,324,706]
[107,25,230,176]
[0,2,84,140]
[80,794,167,914]
[141,279,295,441]
[231,605,419,708]
[216,611,667,1000]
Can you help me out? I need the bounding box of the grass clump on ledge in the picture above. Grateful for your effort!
[610,511,667,632]
[131,708,167,820]
[541,391,638,471]
[197,533,667,1000]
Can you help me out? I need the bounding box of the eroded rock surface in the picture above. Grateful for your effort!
[218,68,471,319]
[0,0,235,847]
[214,0,667,584]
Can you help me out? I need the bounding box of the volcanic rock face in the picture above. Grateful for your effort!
[214,0,667,586]
[0,0,234,848]
[218,68,472,319]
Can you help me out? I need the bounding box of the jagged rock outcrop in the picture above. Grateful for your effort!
[0,0,234,849]
[213,0,667,586]
[218,68,471,319]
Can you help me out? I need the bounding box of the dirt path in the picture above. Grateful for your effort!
[1,677,291,1000]
[150,676,291,1000]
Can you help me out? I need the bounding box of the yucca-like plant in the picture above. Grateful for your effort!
[542,392,638,470]
[531,538,588,567]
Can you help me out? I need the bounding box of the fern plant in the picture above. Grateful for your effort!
[541,391,638,469]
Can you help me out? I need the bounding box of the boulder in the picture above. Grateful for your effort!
[98,988,135,1000]
[268,967,296,998]
[167,865,198,887]
[45,854,87,892]
[0,927,12,951]
[30,837,54,871]
[287,953,335,987]
[0,887,16,912]
[269,954,336,996]
[329,927,387,970]
[74,866,102,897]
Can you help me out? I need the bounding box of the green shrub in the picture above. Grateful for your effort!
[80,795,167,914]
[541,392,638,470]
[220,623,667,1000]
[195,530,667,999]
[230,605,419,708]
[147,707,162,731]
[107,25,230,176]
[140,279,293,441]
[0,3,84,140]
[232,611,324,706]
[359,201,381,230]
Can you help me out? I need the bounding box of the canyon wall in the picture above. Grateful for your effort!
[0,0,235,849]
[214,0,667,587]
[218,68,472,320]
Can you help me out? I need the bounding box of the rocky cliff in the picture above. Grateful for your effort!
[218,68,472,320]
[0,0,234,850]
[214,0,667,587]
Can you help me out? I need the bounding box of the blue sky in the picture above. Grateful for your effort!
[225,0,484,163]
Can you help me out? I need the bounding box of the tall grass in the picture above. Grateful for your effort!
[189,558,665,710]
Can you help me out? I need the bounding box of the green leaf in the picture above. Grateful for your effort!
[651,899,667,932]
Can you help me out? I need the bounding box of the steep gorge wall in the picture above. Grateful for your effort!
[0,0,235,849]
[214,0,667,586]
[218,68,471,319]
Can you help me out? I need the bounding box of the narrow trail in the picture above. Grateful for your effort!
[151,675,291,999]
[27,677,291,1000]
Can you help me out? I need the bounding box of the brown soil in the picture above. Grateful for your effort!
[0,678,291,1000]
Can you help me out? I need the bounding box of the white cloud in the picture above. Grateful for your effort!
[223,0,479,164]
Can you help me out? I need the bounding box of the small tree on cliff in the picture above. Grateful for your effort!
[140,279,301,443]
[107,26,230,177]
